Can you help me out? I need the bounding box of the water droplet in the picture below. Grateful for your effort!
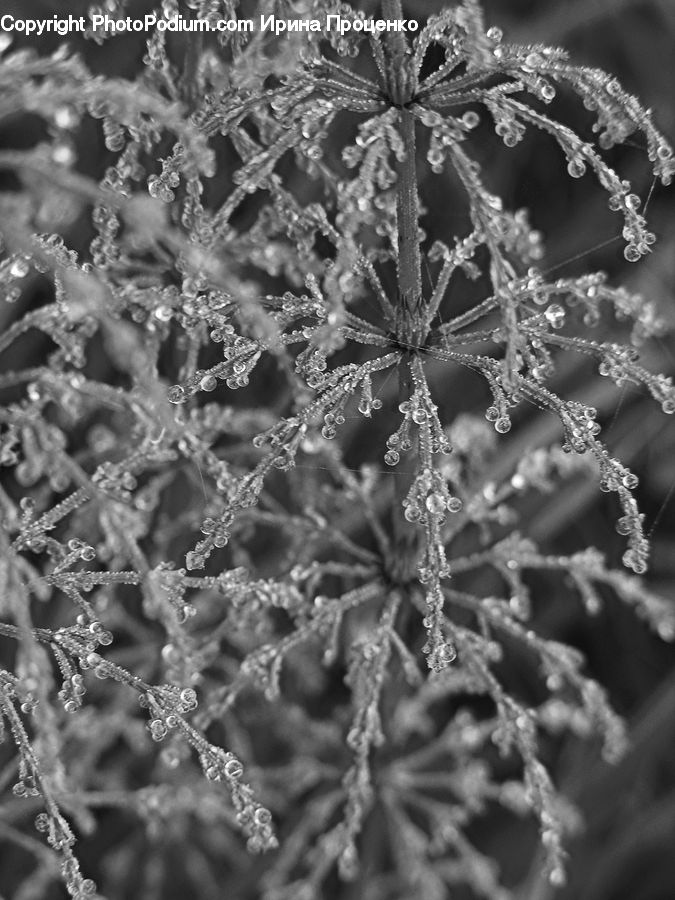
[52,143,75,166]
[10,258,29,279]
[224,758,243,779]
[54,106,78,129]
[567,157,586,178]
[185,551,205,570]
[427,147,444,168]
[545,304,565,327]
[34,812,50,832]
[404,504,420,522]
[657,620,675,641]
[168,385,186,404]
[549,866,566,887]
[154,305,172,322]
[254,807,272,826]
[425,493,446,515]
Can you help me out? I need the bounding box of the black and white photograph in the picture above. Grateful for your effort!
[0,1,674,898]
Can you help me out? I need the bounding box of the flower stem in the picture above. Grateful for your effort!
[395,108,423,330]
[382,0,423,583]
[382,0,423,335]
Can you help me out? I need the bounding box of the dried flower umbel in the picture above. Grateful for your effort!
[0,1,673,898]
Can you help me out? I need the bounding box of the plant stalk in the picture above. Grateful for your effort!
[382,0,424,583]
[395,109,423,327]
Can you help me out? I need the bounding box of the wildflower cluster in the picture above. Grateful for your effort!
[0,1,673,898]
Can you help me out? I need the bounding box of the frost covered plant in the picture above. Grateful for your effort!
[0,1,674,898]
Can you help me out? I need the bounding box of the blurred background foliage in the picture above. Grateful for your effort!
[0,1,674,898]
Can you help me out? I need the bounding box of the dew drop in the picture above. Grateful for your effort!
[567,157,586,179]
[549,865,566,887]
[224,758,243,779]
[425,493,446,515]
[545,304,565,327]
[404,504,420,522]
[10,258,30,279]
[154,305,172,322]
[200,374,217,392]
[615,516,631,536]
[168,385,186,404]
